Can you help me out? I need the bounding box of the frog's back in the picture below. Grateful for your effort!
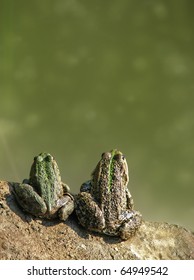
[30,152,63,215]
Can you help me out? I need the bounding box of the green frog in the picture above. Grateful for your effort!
[75,149,142,240]
[12,152,74,220]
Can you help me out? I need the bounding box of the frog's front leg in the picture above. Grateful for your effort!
[75,192,105,232]
[12,183,47,216]
[119,210,142,240]
[126,188,134,210]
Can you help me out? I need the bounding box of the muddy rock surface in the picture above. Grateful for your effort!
[0,181,194,260]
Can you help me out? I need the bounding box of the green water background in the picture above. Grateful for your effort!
[1,0,194,230]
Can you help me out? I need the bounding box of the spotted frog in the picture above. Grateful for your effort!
[12,152,74,220]
[75,149,142,240]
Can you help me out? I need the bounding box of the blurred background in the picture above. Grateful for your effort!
[1,0,194,230]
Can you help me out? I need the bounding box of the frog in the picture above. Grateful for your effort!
[75,149,142,240]
[11,152,74,221]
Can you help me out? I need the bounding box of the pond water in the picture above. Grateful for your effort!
[1,0,194,230]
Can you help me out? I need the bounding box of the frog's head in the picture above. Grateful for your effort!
[34,152,53,163]
[29,152,60,186]
[92,149,129,191]
[108,149,129,188]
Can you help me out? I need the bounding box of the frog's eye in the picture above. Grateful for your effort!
[45,155,52,162]
[101,152,111,160]
[113,154,119,161]
[113,154,125,161]
[121,154,126,160]
[34,155,41,162]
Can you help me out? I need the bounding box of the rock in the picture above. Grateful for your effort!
[0,180,194,259]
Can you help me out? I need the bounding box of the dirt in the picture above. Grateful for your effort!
[0,180,194,260]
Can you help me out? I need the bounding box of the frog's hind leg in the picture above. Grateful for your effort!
[75,192,105,232]
[12,183,47,217]
[119,210,142,240]
[58,194,75,221]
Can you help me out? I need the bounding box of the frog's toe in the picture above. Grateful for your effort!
[119,222,137,240]
[58,195,74,221]
[119,212,142,240]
